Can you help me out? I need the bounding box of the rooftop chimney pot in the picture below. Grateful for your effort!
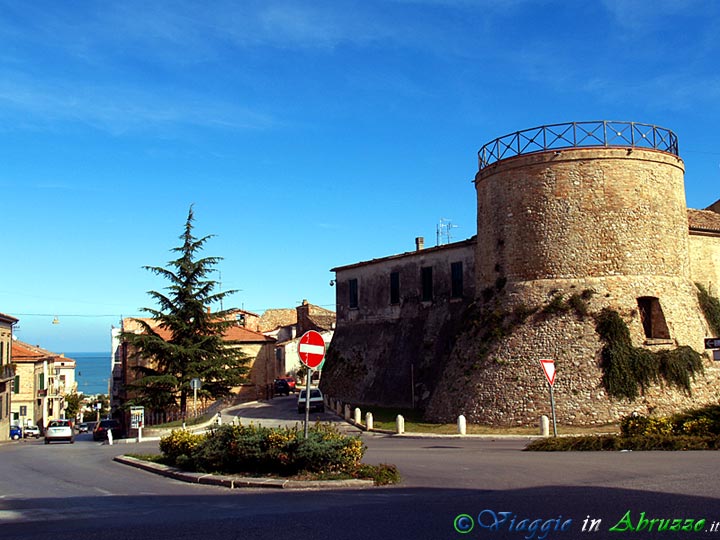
[415,237,425,251]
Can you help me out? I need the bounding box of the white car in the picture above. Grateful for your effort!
[23,425,40,438]
[297,388,325,413]
[45,420,74,444]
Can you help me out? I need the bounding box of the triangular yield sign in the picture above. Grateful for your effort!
[540,359,556,386]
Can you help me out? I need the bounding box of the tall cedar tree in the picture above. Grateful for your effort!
[121,207,249,417]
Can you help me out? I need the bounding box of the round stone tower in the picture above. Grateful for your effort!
[472,122,707,354]
[422,121,716,426]
[475,121,689,290]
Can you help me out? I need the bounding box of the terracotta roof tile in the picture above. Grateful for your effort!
[12,340,75,365]
[122,317,274,343]
[688,208,720,233]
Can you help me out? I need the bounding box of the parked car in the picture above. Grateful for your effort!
[274,378,291,396]
[282,376,297,392]
[93,419,122,441]
[45,420,74,444]
[23,425,40,438]
[10,425,22,440]
[297,388,324,413]
[77,423,89,433]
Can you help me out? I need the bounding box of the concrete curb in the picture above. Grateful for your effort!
[113,455,375,490]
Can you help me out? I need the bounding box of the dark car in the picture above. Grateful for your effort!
[77,423,89,433]
[93,419,122,441]
[274,378,291,396]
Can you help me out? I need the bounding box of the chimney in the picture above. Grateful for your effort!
[415,237,425,251]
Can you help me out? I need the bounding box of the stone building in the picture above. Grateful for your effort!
[322,121,720,426]
[323,236,476,408]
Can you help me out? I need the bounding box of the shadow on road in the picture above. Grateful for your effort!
[2,485,718,540]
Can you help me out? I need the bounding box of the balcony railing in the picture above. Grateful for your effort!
[478,121,679,170]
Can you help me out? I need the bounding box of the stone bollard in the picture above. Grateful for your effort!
[457,414,467,435]
[540,415,550,437]
[344,404,352,421]
[354,407,362,425]
[396,414,405,434]
[107,429,113,446]
[336,400,343,415]
[366,412,374,431]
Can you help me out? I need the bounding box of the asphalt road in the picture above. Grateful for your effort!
[1,399,719,540]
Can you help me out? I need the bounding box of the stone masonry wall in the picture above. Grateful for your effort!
[689,233,720,295]
[425,278,720,426]
[475,148,689,288]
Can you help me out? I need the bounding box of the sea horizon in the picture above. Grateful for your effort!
[64,351,112,396]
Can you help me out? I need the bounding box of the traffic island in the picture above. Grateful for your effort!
[114,455,375,489]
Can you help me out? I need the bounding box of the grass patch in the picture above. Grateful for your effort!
[151,412,215,429]
[356,406,617,435]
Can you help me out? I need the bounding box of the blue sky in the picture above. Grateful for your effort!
[2,0,720,352]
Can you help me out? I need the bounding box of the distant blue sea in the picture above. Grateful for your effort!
[65,352,112,396]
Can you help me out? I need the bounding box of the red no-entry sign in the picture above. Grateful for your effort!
[298,330,326,369]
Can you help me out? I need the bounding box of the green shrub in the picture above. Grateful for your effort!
[159,429,206,466]
[696,283,720,336]
[354,463,401,485]
[176,423,366,477]
[595,308,703,400]
[620,414,674,437]
[525,434,720,451]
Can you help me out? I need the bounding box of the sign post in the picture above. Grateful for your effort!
[298,331,326,439]
[540,359,557,437]
[190,378,202,417]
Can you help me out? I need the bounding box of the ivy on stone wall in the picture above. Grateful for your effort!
[696,282,720,337]
[595,308,703,401]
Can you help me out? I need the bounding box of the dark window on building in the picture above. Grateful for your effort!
[421,267,433,302]
[451,261,463,298]
[349,278,359,309]
[390,272,400,305]
[637,297,671,339]
[13,375,19,394]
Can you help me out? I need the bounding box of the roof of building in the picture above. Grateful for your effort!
[122,317,275,343]
[303,304,336,331]
[688,208,720,233]
[12,340,75,366]
[258,308,297,332]
[331,236,477,272]
[0,312,19,324]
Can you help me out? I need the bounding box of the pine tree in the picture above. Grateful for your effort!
[121,206,249,417]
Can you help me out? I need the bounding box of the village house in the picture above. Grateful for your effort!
[11,340,77,429]
[112,310,277,424]
[0,312,18,442]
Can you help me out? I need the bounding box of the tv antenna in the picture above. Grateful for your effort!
[436,218,459,246]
